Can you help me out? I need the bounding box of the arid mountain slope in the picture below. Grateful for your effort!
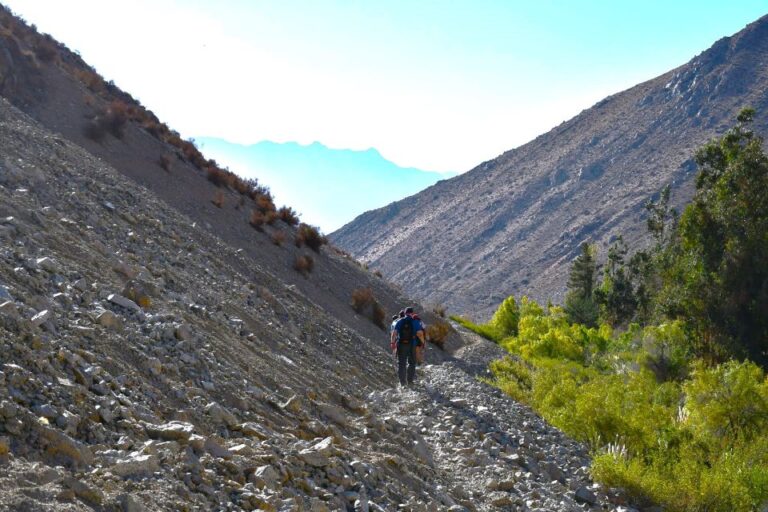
[0,5,449,343]
[0,54,628,512]
[331,15,768,319]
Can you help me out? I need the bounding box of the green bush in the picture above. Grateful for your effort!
[487,298,768,511]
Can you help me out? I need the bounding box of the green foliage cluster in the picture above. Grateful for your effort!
[449,314,504,343]
[485,298,768,511]
[481,111,768,511]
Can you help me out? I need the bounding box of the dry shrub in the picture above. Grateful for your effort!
[271,231,286,246]
[254,193,276,214]
[278,206,300,226]
[83,118,107,141]
[427,320,451,349]
[75,68,105,92]
[295,223,326,253]
[211,190,224,208]
[158,154,172,172]
[33,36,58,63]
[103,100,129,138]
[432,304,446,318]
[249,210,265,230]
[350,288,386,329]
[265,210,279,225]
[351,288,375,313]
[294,254,314,276]
[372,301,386,329]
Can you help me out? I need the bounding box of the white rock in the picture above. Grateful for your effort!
[30,309,52,326]
[108,294,141,312]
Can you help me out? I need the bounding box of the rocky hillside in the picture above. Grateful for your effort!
[0,7,640,512]
[0,95,632,511]
[331,14,768,319]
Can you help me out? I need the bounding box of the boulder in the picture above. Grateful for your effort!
[144,421,194,442]
[111,451,160,477]
[205,402,238,427]
[108,294,142,313]
[30,309,52,326]
[575,486,597,505]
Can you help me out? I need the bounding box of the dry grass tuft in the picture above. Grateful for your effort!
[278,206,300,226]
[211,190,224,208]
[249,210,265,230]
[159,154,172,172]
[293,254,314,276]
[426,320,451,350]
[295,223,326,253]
[271,231,286,246]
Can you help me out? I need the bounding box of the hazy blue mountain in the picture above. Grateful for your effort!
[195,137,455,232]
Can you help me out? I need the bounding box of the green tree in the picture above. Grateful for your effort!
[596,236,638,326]
[564,243,599,327]
[491,295,520,337]
[662,108,768,364]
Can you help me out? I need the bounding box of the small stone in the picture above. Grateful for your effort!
[108,294,141,312]
[111,452,159,477]
[63,476,103,504]
[35,257,57,272]
[30,309,52,326]
[145,421,194,442]
[205,402,238,427]
[118,494,146,512]
[204,436,233,459]
[254,465,280,486]
[96,310,122,330]
[0,286,12,302]
[575,486,597,505]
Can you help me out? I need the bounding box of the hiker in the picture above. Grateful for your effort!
[389,310,404,353]
[391,307,425,386]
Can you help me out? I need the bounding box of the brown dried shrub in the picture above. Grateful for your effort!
[211,190,224,208]
[432,305,446,318]
[33,36,58,63]
[295,223,326,253]
[265,210,279,225]
[278,206,300,226]
[426,320,451,349]
[271,231,286,246]
[249,210,265,230]
[293,254,314,276]
[255,193,276,214]
[103,100,129,138]
[351,288,375,313]
[372,301,386,329]
[159,154,172,172]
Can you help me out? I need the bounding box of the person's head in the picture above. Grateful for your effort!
[391,314,398,321]
[405,307,414,315]
[399,309,406,318]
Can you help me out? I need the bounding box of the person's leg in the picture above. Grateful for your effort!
[397,345,408,386]
[407,345,416,384]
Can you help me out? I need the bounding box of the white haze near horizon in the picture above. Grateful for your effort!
[4,1,767,174]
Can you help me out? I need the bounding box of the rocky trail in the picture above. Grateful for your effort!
[0,96,636,511]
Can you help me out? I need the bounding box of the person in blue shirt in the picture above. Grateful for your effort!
[390,307,425,386]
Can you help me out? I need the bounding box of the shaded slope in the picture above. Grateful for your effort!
[331,14,768,318]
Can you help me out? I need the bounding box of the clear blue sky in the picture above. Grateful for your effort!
[5,1,768,171]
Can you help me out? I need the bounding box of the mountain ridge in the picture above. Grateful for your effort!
[197,137,455,232]
[331,13,768,319]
